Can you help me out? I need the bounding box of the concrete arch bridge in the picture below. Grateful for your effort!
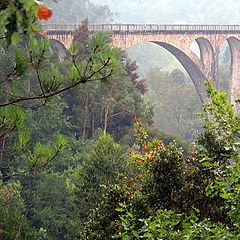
[42,24,240,108]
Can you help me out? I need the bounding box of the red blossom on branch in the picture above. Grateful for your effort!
[37,5,52,20]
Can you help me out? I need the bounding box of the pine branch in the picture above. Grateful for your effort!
[0,57,112,107]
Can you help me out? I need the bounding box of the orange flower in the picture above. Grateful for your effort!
[156,140,164,149]
[125,179,132,185]
[142,143,148,151]
[146,153,153,162]
[37,5,52,20]
[129,149,134,155]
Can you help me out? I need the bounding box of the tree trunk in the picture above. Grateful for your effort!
[103,86,113,134]
[0,228,3,240]
[103,104,109,134]
[91,109,95,137]
[0,138,5,164]
[82,90,89,139]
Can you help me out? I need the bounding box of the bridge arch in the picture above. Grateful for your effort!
[49,39,69,61]
[151,41,207,103]
[44,24,240,112]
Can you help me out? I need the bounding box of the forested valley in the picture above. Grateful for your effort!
[0,1,239,239]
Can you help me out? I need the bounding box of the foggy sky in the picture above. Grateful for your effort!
[92,0,240,24]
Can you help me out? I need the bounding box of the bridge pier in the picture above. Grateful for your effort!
[227,37,240,111]
[196,37,218,88]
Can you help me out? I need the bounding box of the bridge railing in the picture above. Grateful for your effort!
[41,24,240,33]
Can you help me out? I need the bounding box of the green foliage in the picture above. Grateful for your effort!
[73,133,127,220]
[85,82,240,239]
[15,48,28,76]
[30,173,75,239]
[0,25,119,108]
[2,1,239,239]
[0,12,154,237]
[80,184,129,240]
[114,203,140,240]
[197,80,240,166]
[0,3,148,240]
[14,129,30,149]
[113,207,239,240]
[0,181,48,239]
[0,105,25,137]
[0,0,38,45]
[195,81,240,226]
[64,22,153,141]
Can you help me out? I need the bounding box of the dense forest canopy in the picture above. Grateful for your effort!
[0,1,239,239]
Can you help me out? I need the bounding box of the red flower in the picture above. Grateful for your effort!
[37,5,52,20]
[129,149,134,155]
[125,179,132,185]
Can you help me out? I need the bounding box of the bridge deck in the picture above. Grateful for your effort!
[42,24,240,34]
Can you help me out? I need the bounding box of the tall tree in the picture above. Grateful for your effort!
[63,21,153,141]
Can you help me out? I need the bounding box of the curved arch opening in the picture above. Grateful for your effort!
[190,40,200,58]
[127,41,202,140]
[126,41,185,75]
[218,40,231,92]
[150,41,207,103]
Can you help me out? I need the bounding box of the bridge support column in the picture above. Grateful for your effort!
[196,37,219,89]
[227,37,240,111]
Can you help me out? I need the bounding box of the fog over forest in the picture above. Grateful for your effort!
[92,0,240,24]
